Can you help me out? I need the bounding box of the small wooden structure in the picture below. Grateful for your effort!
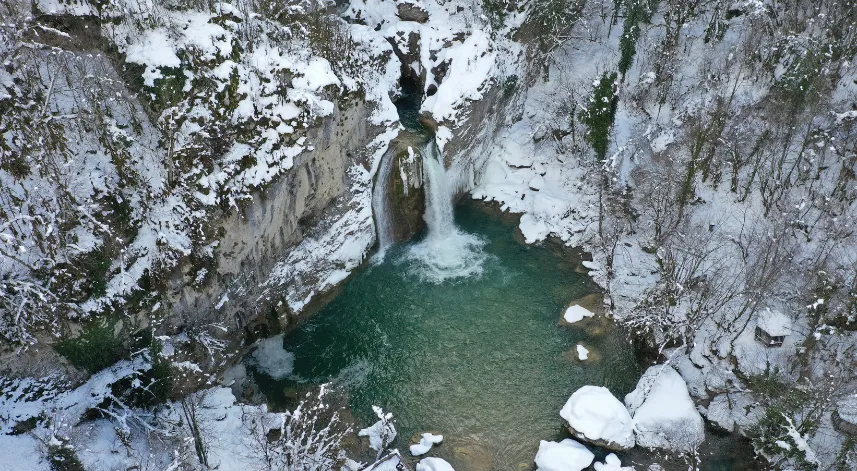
[754,309,791,347]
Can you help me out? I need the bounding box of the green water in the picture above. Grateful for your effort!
[250,200,645,469]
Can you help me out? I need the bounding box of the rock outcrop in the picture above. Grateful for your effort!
[397,0,430,23]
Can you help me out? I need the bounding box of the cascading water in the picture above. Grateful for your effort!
[371,147,396,261]
[404,140,487,282]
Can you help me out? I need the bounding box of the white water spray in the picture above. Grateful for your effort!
[372,148,396,261]
[405,140,486,282]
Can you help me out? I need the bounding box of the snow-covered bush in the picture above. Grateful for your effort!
[243,385,351,471]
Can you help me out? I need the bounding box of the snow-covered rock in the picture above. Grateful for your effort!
[560,386,635,450]
[576,344,589,360]
[625,365,705,452]
[416,457,455,471]
[563,305,595,324]
[704,392,762,433]
[529,175,546,191]
[519,214,549,243]
[410,432,444,456]
[359,414,397,451]
[534,439,594,471]
[593,453,635,471]
[396,0,429,23]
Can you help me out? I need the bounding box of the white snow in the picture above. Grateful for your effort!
[560,386,635,449]
[837,395,857,425]
[757,309,792,337]
[249,334,295,380]
[0,434,47,471]
[416,457,455,471]
[593,453,635,471]
[534,439,595,471]
[421,30,496,125]
[564,305,595,324]
[576,344,590,360]
[519,214,550,243]
[410,432,444,456]
[624,365,705,452]
[529,175,546,191]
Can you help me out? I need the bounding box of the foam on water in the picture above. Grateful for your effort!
[403,140,487,283]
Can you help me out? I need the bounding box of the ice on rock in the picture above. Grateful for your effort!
[560,386,635,450]
[410,432,444,456]
[594,453,635,471]
[625,365,705,452]
[534,439,594,471]
[416,457,455,471]
[563,305,595,324]
[519,214,549,244]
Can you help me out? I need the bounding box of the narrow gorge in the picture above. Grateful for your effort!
[1,0,856,470]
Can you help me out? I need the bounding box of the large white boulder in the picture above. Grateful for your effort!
[534,439,594,471]
[560,386,635,450]
[625,365,705,452]
[416,457,455,471]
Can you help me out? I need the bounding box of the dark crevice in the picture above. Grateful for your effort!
[393,74,424,132]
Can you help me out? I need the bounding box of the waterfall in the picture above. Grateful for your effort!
[421,141,456,241]
[404,140,486,282]
[372,147,396,261]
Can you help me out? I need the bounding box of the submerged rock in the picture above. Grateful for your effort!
[563,345,601,364]
[625,365,705,452]
[561,304,595,325]
[534,439,594,471]
[450,442,493,471]
[560,386,635,451]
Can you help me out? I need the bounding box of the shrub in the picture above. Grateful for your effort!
[580,71,619,160]
[55,317,125,372]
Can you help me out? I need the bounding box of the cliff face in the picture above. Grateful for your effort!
[165,98,382,338]
[0,0,528,377]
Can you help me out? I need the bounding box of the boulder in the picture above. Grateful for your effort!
[625,365,705,452]
[561,304,595,325]
[397,1,430,23]
[534,439,594,471]
[529,175,545,191]
[560,386,634,450]
[417,457,455,471]
[410,432,444,456]
[593,454,634,471]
